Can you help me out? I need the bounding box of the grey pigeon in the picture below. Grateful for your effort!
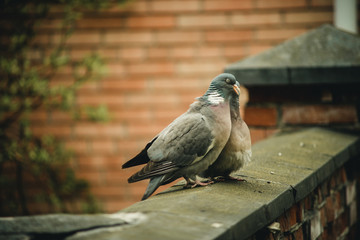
[201,81,252,180]
[122,73,240,200]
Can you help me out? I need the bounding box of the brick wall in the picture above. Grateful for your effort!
[243,84,359,144]
[252,160,359,240]
[29,0,339,212]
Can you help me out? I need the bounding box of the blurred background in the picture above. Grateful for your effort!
[1,0,359,215]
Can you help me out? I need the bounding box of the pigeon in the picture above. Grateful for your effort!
[122,73,240,200]
[201,81,252,181]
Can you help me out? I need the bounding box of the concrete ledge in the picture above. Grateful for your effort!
[1,128,359,240]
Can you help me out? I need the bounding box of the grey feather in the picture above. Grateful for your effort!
[124,73,239,200]
[141,175,164,201]
[201,81,252,179]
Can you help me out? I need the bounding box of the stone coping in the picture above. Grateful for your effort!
[1,128,359,240]
[225,25,360,86]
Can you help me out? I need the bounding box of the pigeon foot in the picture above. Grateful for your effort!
[183,177,214,188]
[189,179,214,188]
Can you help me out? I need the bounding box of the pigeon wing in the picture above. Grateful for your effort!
[128,112,214,183]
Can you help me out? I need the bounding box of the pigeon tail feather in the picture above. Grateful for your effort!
[141,175,164,200]
[122,137,157,169]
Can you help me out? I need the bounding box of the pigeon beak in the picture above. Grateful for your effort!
[233,84,241,95]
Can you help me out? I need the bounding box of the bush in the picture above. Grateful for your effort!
[0,0,126,216]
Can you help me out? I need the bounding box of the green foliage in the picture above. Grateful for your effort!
[0,0,126,216]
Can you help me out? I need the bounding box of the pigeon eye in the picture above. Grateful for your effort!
[225,78,231,84]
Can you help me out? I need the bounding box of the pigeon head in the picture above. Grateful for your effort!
[202,73,240,105]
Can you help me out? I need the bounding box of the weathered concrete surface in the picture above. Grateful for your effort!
[225,24,360,85]
[0,213,146,240]
[0,128,359,240]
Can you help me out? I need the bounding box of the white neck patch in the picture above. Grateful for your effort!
[207,90,224,105]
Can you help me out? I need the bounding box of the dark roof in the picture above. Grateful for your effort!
[225,24,360,86]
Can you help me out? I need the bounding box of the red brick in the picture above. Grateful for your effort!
[205,30,253,42]
[325,195,335,222]
[105,170,137,187]
[311,0,333,7]
[334,212,348,236]
[153,109,184,123]
[105,31,154,44]
[284,11,333,24]
[256,0,306,9]
[76,18,124,29]
[30,110,49,123]
[63,32,101,45]
[282,105,358,125]
[333,191,343,218]
[292,226,304,239]
[76,94,124,107]
[150,0,200,12]
[107,63,126,76]
[245,107,278,127]
[97,48,119,60]
[101,77,146,92]
[224,46,246,58]
[76,171,103,185]
[178,15,228,28]
[196,46,222,58]
[203,0,253,11]
[106,0,148,13]
[91,186,125,198]
[320,207,327,228]
[70,49,99,61]
[31,34,50,45]
[171,47,196,59]
[151,76,203,92]
[65,140,89,155]
[231,13,282,26]
[26,49,42,60]
[31,125,72,138]
[176,61,226,75]
[127,62,174,75]
[156,31,202,44]
[77,81,100,93]
[76,156,107,170]
[74,123,125,138]
[147,47,170,59]
[339,167,347,184]
[126,16,175,28]
[255,28,307,41]
[278,214,291,232]
[119,47,146,61]
[35,18,62,30]
[80,156,123,171]
[124,93,180,109]
[110,109,152,123]
[91,139,116,154]
[288,204,302,226]
[127,123,166,138]
[49,111,74,123]
[303,195,313,210]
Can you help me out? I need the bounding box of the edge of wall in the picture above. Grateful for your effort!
[1,127,359,240]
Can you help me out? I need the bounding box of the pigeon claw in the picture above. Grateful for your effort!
[183,178,214,188]
[190,179,214,188]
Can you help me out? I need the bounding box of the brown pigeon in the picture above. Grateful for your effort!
[201,81,252,180]
[122,73,240,200]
